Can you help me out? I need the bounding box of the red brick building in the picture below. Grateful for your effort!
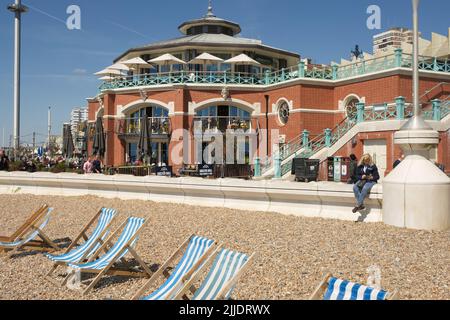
[87,7,450,179]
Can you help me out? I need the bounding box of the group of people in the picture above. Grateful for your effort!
[82,156,103,174]
[0,148,106,175]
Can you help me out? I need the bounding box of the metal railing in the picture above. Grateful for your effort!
[116,117,171,136]
[100,71,265,91]
[99,52,450,92]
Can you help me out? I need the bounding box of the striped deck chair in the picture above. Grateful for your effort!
[132,235,217,300]
[175,248,255,301]
[45,208,118,282]
[0,207,59,257]
[310,273,398,300]
[0,204,49,253]
[64,216,152,295]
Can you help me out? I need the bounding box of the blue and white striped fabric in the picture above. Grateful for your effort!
[323,277,388,300]
[0,208,54,248]
[193,248,249,301]
[45,208,117,264]
[142,236,214,300]
[68,217,145,271]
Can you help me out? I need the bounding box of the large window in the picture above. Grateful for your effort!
[131,106,169,119]
[196,106,250,119]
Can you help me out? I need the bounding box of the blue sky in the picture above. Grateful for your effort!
[0,0,449,147]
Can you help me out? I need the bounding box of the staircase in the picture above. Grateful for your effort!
[261,96,450,179]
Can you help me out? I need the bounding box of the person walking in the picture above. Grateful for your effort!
[0,149,9,171]
[83,157,93,174]
[352,154,380,213]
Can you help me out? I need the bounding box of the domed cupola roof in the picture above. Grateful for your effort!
[178,0,242,36]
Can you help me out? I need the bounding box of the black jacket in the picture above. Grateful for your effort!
[356,164,380,183]
[0,156,9,171]
[349,160,358,180]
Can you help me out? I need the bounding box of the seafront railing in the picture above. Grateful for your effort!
[99,50,450,92]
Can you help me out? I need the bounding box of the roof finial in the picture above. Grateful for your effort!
[206,0,215,18]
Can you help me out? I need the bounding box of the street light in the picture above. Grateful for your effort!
[7,0,28,153]
[401,0,432,131]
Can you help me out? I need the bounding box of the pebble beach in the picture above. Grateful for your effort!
[0,194,449,300]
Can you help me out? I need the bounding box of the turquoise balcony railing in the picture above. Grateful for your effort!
[100,71,265,91]
[99,51,450,92]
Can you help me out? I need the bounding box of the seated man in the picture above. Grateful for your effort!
[352,154,380,213]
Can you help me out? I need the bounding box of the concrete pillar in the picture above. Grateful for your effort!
[432,99,441,121]
[324,128,332,147]
[298,61,305,78]
[254,157,261,177]
[395,96,406,120]
[332,65,338,80]
[356,102,365,123]
[394,48,403,67]
[302,130,310,149]
[273,153,281,179]
[265,70,270,85]
[433,57,439,71]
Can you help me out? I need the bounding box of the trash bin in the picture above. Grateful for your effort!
[333,157,342,182]
[340,157,351,183]
[327,157,335,182]
[293,158,320,182]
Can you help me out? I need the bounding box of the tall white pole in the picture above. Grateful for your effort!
[48,106,52,148]
[400,0,430,131]
[8,0,27,150]
[412,0,420,116]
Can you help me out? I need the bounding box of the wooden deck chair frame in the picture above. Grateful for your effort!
[131,235,218,300]
[2,207,60,258]
[309,273,398,300]
[0,204,49,253]
[45,208,119,283]
[174,246,256,301]
[63,217,152,295]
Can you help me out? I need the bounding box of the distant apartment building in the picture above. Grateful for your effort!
[373,27,417,54]
[70,108,88,151]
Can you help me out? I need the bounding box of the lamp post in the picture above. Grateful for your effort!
[401,0,431,131]
[412,0,420,117]
[7,0,28,152]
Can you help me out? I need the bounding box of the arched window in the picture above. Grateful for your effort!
[345,98,360,120]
